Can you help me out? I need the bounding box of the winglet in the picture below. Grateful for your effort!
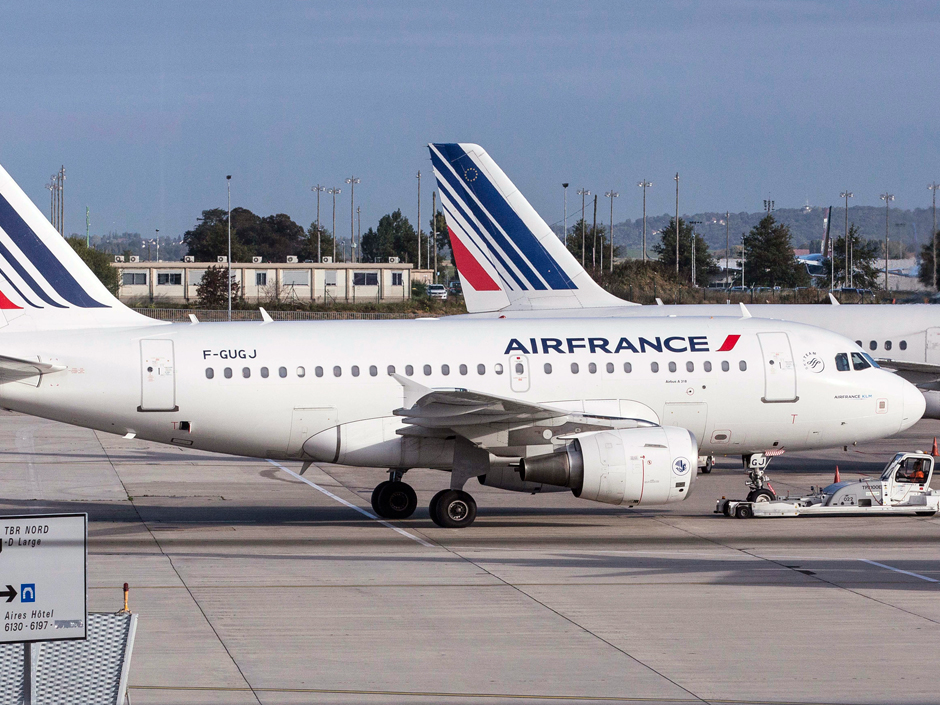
[259,307,274,323]
[391,373,433,408]
[828,293,840,305]
[188,313,199,324]
[739,302,752,319]
[655,298,665,306]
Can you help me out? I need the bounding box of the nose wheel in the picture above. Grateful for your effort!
[371,477,418,520]
[429,489,477,528]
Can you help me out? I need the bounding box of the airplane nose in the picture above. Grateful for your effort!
[900,378,927,431]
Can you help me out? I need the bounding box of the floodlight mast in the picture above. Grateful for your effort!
[881,193,894,291]
[226,175,232,321]
[637,180,652,263]
[312,185,326,263]
[346,177,360,262]
[840,191,853,287]
[577,188,590,266]
[605,191,618,273]
[562,183,569,243]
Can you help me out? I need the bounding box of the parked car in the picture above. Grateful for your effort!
[427,284,448,300]
[448,280,462,295]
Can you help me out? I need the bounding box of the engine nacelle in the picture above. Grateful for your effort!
[478,465,568,494]
[519,426,698,506]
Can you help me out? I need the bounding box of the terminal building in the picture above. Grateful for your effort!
[111,257,431,304]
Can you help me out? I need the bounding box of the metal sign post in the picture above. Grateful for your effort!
[0,514,87,645]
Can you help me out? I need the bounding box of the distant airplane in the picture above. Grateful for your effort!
[430,142,940,418]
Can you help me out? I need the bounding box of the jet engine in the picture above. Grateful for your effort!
[519,426,698,505]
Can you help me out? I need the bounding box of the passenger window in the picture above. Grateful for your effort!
[544,363,552,374]
[260,367,269,378]
[704,361,712,372]
[296,366,306,378]
[333,366,342,377]
[406,365,414,376]
[224,367,233,378]
[900,340,907,351]
[570,362,580,374]
[739,360,747,371]
[459,364,468,375]
[423,364,432,376]
[205,368,214,379]
[242,367,250,378]
[495,363,504,375]
[387,365,396,375]
[721,361,730,372]
[869,341,877,351]
[315,366,323,378]
[279,367,287,378]
[686,361,694,372]
[442,364,450,376]
[651,362,659,373]
[851,352,871,370]
[624,362,632,373]
[588,362,597,374]
[884,341,892,351]
[351,365,360,377]
[477,364,485,375]
[606,362,614,373]
[369,365,377,377]
[835,353,850,371]
[668,361,677,373]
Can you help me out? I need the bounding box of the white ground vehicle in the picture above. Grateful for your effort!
[427,284,448,300]
[717,452,939,518]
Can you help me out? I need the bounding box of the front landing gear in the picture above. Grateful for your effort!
[743,453,777,501]
[429,489,477,528]
[371,470,418,520]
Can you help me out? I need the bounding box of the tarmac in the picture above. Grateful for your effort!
[1,410,939,705]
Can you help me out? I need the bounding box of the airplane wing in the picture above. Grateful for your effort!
[0,355,66,385]
[391,375,655,455]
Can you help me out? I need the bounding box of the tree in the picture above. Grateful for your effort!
[234,211,306,263]
[741,215,809,288]
[67,237,120,295]
[565,218,620,269]
[822,225,882,289]
[183,208,251,262]
[651,218,718,283]
[196,265,240,308]
[360,210,418,263]
[919,230,940,289]
[299,223,336,262]
[431,210,451,262]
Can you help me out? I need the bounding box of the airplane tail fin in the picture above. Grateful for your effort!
[0,163,152,331]
[428,143,632,313]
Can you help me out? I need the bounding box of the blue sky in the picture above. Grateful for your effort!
[2,1,939,243]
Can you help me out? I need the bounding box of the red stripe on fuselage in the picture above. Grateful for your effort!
[448,227,500,291]
[0,289,22,309]
[716,334,740,352]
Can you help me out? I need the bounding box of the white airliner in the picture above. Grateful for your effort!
[0,161,924,528]
[429,143,940,418]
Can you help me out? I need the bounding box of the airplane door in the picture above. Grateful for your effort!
[663,403,707,443]
[757,332,797,402]
[509,355,530,393]
[926,328,940,365]
[139,339,177,411]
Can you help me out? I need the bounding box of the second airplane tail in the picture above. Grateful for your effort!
[428,143,631,313]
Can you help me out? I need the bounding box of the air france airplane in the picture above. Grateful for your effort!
[430,143,940,418]
[0,161,924,528]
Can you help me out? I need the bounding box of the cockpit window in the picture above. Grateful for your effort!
[851,352,871,370]
[862,353,880,369]
[835,353,850,371]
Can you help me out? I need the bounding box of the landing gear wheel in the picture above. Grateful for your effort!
[701,456,714,474]
[374,481,417,519]
[371,481,391,515]
[747,488,776,503]
[429,489,477,528]
[734,504,754,519]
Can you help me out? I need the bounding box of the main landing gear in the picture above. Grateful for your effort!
[429,489,477,528]
[743,452,778,503]
[371,470,418,520]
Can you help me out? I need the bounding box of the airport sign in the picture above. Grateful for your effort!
[0,513,87,644]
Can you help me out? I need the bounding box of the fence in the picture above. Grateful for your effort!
[132,308,427,322]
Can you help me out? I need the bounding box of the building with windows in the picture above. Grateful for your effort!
[111,260,420,304]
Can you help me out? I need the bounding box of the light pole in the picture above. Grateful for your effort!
[688,220,702,286]
[577,188,590,265]
[155,229,160,262]
[416,171,422,270]
[637,180,651,263]
[328,188,341,262]
[432,191,437,282]
[312,185,325,262]
[929,183,940,290]
[562,183,569,242]
[346,176,359,262]
[605,190,618,272]
[226,175,232,321]
[840,191,853,287]
[357,205,361,263]
[674,173,680,275]
[725,211,730,287]
[880,193,894,291]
